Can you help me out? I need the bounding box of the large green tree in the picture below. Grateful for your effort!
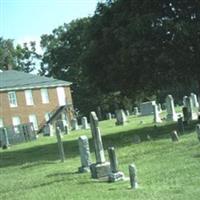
[39,0,200,115]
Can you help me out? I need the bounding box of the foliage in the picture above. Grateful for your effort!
[39,0,200,115]
[0,37,40,72]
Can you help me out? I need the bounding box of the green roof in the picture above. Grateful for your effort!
[0,70,72,91]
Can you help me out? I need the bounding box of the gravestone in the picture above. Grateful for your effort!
[115,109,127,125]
[190,93,199,108]
[158,103,162,112]
[166,95,177,122]
[1,128,10,149]
[56,119,67,132]
[43,124,54,136]
[133,107,139,115]
[106,113,112,120]
[196,124,200,142]
[129,164,138,189]
[78,135,91,172]
[96,106,103,121]
[153,104,162,123]
[71,118,79,130]
[140,101,155,116]
[170,130,179,142]
[107,147,124,182]
[64,124,70,134]
[183,96,188,106]
[182,107,189,124]
[185,96,197,120]
[177,117,184,133]
[89,111,110,179]
[125,110,130,116]
[55,127,65,162]
[81,117,89,129]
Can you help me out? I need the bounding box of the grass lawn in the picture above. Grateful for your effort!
[0,114,200,200]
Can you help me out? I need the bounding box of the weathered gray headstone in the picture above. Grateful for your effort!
[78,135,91,173]
[185,96,197,120]
[166,95,177,122]
[106,113,112,120]
[96,106,103,121]
[129,164,138,189]
[64,124,70,134]
[89,111,110,179]
[56,120,67,132]
[107,147,124,182]
[115,109,127,125]
[140,101,155,116]
[196,124,200,142]
[190,93,199,108]
[125,110,130,116]
[43,124,54,136]
[133,107,139,115]
[170,130,179,142]
[153,104,162,123]
[55,127,65,162]
[71,118,79,130]
[81,117,89,129]
[183,96,188,107]
[1,128,10,149]
[158,103,162,112]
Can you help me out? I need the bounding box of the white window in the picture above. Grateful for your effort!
[29,114,38,130]
[25,90,34,105]
[8,91,18,107]
[41,88,49,104]
[0,117,4,128]
[56,87,66,106]
[12,116,21,126]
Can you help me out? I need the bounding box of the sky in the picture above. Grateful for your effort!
[0,0,101,52]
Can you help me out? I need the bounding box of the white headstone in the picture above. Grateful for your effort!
[115,109,127,125]
[71,118,79,130]
[153,104,162,123]
[190,93,199,108]
[165,95,177,122]
[78,135,91,172]
[81,117,89,129]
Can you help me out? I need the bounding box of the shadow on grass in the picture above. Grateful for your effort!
[0,120,197,168]
[46,171,78,178]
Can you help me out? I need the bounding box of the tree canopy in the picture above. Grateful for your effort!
[0,37,40,72]
[39,0,200,115]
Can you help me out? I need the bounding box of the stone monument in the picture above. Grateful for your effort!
[107,147,124,182]
[89,111,110,179]
[78,135,91,172]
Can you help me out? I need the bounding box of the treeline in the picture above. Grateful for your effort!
[1,0,200,116]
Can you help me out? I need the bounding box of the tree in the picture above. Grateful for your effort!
[0,37,40,72]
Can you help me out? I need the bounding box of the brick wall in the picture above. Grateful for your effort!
[0,86,74,128]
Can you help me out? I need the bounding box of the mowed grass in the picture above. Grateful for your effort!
[0,114,200,200]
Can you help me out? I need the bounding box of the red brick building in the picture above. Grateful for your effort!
[0,70,74,131]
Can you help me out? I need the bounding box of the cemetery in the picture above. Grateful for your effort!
[1,1,200,199]
[0,96,200,200]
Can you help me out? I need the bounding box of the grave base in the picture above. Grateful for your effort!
[108,171,125,182]
[78,166,90,173]
[90,162,110,179]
